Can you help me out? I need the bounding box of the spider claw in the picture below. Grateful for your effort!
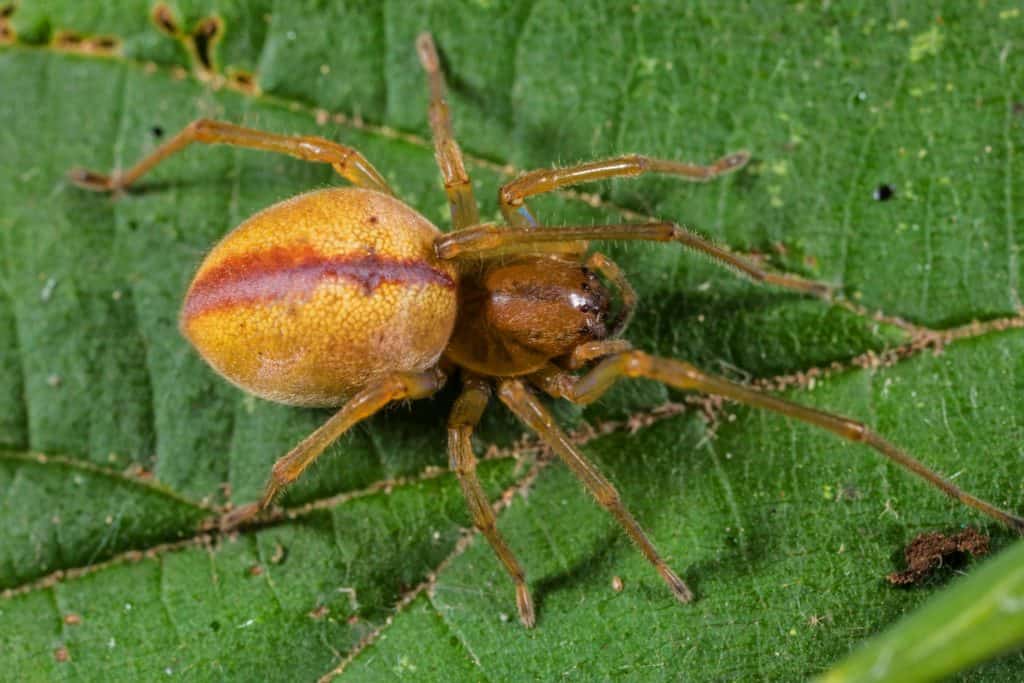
[714,150,751,174]
[1006,512,1024,536]
[516,583,536,628]
[659,564,694,604]
[415,32,439,71]
[68,167,120,192]
[219,502,260,531]
[810,279,836,301]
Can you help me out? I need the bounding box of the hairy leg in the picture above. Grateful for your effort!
[499,151,749,227]
[435,221,831,298]
[70,118,392,194]
[498,379,693,603]
[535,351,1024,533]
[563,340,634,371]
[221,368,445,529]
[416,33,480,229]
[448,375,535,627]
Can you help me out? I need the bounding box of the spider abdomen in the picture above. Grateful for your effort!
[180,187,458,407]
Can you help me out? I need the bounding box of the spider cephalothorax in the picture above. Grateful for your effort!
[444,256,614,378]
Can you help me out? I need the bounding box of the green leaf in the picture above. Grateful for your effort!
[2,1,1023,680]
[818,540,1024,683]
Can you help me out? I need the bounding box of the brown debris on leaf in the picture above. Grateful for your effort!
[0,3,14,44]
[51,30,121,56]
[887,528,990,586]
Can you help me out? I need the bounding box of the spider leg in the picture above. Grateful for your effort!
[536,350,1024,534]
[221,368,445,529]
[435,222,831,298]
[448,375,535,627]
[530,339,634,394]
[498,150,750,227]
[497,379,694,604]
[563,340,634,371]
[69,118,392,194]
[416,33,480,229]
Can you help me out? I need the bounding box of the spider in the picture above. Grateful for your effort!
[69,33,1024,628]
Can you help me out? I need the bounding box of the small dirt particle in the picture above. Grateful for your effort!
[228,71,260,95]
[270,543,286,564]
[611,576,624,592]
[63,613,82,626]
[873,183,895,201]
[152,3,179,35]
[887,527,989,585]
[54,646,70,663]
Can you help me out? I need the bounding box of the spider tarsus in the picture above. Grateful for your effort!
[219,502,260,531]
[659,564,694,604]
[415,32,438,71]
[808,279,836,301]
[715,150,751,174]
[68,167,116,192]
[516,584,536,628]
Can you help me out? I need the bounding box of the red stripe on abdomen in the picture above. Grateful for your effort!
[182,244,455,319]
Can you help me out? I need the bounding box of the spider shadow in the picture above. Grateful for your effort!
[628,285,830,379]
[527,520,785,620]
[524,426,789,618]
[433,46,516,137]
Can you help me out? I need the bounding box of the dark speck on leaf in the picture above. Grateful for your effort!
[887,528,989,586]
[873,184,895,202]
[151,126,164,138]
